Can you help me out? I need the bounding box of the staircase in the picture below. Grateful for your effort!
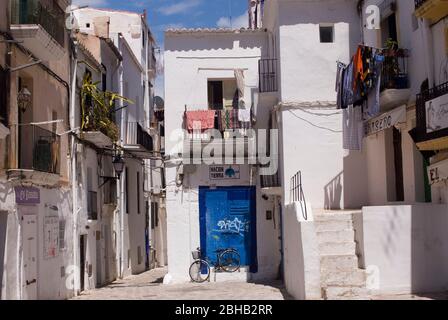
[315,211,371,300]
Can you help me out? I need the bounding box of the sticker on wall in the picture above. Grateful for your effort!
[209,165,241,180]
[43,216,59,259]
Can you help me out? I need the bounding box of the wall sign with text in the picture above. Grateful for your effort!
[364,105,406,136]
[209,165,241,180]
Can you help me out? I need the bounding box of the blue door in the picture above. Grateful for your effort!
[199,186,257,272]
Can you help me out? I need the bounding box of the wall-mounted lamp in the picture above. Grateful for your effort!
[112,154,125,178]
[99,154,125,188]
[17,87,32,112]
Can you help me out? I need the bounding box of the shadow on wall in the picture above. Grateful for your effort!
[165,33,266,53]
[324,172,343,210]
[411,205,448,294]
[323,150,368,210]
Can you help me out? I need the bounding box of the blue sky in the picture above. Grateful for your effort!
[72,0,249,97]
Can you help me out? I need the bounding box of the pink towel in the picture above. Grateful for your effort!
[186,110,216,131]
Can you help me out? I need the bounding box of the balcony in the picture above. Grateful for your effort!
[413,81,448,151]
[259,59,278,93]
[415,0,448,23]
[379,48,411,112]
[123,122,154,158]
[10,0,65,61]
[183,110,256,163]
[8,124,61,186]
[260,172,281,195]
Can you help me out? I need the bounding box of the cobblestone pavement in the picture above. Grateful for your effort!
[71,267,448,300]
[71,268,291,300]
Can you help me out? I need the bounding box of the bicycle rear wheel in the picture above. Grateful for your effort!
[189,259,211,283]
[219,249,240,273]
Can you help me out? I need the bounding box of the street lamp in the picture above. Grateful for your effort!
[99,154,125,188]
[112,154,125,179]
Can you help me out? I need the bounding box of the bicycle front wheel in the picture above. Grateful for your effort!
[219,249,240,273]
[189,259,211,283]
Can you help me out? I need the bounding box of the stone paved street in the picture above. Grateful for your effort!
[71,268,291,300]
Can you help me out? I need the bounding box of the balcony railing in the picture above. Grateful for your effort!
[414,81,448,143]
[259,58,278,93]
[18,124,60,174]
[184,109,253,140]
[381,49,409,91]
[260,172,280,188]
[11,0,65,47]
[125,122,153,152]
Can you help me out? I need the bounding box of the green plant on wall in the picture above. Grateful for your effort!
[80,72,133,141]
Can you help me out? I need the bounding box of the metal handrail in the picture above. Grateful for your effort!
[291,171,308,220]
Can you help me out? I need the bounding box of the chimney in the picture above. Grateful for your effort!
[93,16,110,39]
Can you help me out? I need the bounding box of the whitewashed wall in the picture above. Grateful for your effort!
[359,205,448,294]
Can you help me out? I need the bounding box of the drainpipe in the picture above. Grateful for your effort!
[420,18,435,88]
[69,38,79,296]
[118,34,125,279]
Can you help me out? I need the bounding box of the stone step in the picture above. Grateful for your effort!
[317,229,355,243]
[319,241,356,256]
[323,286,372,300]
[315,220,353,232]
[314,213,355,222]
[209,267,251,283]
[321,269,366,287]
[320,254,359,271]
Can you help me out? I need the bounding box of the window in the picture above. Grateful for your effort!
[125,167,129,214]
[207,79,238,110]
[138,246,142,265]
[411,14,419,32]
[137,171,141,214]
[151,202,158,229]
[102,72,107,92]
[319,25,334,43]
[59,220,66,251]
[0,66,7,125]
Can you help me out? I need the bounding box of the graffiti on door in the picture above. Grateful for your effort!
[215,217,250,236]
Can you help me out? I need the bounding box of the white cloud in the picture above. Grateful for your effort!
[216,12,248,29]
[158,0,202,16]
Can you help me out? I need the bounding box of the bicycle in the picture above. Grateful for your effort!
[189,247,241,283]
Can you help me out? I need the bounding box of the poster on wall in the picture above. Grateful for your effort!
[209,165,241,180]
[43,216,59,259]
[426,94,448,133]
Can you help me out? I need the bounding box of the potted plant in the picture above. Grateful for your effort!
[80,73,133,142]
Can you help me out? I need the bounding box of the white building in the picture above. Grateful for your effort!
[163,0,448,299]
[0,0,74,300]
[74,8,160,279]
[164,27,282,284]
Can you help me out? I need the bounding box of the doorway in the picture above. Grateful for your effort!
[393,127,404,202]
[79,235,87,292]
[22,215,37,300]
[199,186,257,272]
[0,212,6,300]
[95,231,102,287]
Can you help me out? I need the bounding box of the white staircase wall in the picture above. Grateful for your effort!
[283,203,321,300]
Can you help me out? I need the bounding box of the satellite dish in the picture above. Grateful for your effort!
[154,96,164,109]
